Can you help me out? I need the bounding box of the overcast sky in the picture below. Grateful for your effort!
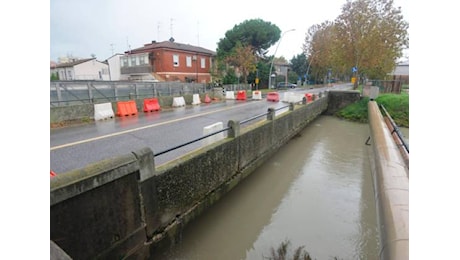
[50,0,409,62]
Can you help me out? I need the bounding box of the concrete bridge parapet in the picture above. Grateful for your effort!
[368,100,409,260]
[50,91,366,259]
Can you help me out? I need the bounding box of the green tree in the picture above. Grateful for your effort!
[216,18,281,58]
[50,72,59,81]
[225,42,257,84]
[290,53,308,83]
[216,19,281,87]
[222,67,238,84]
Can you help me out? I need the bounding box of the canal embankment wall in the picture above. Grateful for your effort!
[367,100,409,260]
[50,91,362,259]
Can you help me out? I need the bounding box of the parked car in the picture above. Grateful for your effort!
[276,82,297,89]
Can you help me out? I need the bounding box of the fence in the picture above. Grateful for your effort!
[50,81,251,107]
[369,80,403,94]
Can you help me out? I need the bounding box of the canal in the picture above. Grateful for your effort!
[152,115,409,260]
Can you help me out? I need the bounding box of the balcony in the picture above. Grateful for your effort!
[120,65,152,75]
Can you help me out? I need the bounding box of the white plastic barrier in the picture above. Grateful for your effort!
[192,94,201,105]
[172,97,186,107]
[252,90,262,100]
[282,92,303,103]
[94,102,114,121]
[225,91,235,100]
[202,122,224,146]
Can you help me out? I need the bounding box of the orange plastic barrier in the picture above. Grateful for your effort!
[116,100,138,117]
[305,93,313,102]
[143,98,161,112]
[236,90,247,100]
[204,94,211,103]
[267,92,280,102]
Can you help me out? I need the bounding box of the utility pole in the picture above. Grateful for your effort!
[268,29,295,89]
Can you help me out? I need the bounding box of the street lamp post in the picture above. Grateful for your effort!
[268,29,295,89]
[306,50,320,85]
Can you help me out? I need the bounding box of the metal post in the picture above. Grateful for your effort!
[268,29,295,89]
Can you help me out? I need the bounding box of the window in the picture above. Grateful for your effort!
[67,70,72,80]
[173,54,179,67]
[186,56,192,67]
[130,56,137,66]
[121,57,128,67]
[201,57,206,68]
[139,55,146,65]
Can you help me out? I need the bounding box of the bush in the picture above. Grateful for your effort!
[335,93,409,127]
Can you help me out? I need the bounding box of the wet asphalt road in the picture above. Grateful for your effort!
[50,84,352,174]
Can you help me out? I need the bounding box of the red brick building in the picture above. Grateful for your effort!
[122,38,216,83]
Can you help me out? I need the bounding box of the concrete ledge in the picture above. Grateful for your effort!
[50,153,139,205]
[368,101,409,260]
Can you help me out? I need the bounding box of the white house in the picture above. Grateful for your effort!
[51,58,110,80]
[105,53,127,81]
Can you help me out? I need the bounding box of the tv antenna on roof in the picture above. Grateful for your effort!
[126,37,131,53]
[110,43,115,55]
[170,18,174,38]
[197,20,200,46]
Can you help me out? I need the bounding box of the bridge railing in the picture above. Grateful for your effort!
[154,104,291,157]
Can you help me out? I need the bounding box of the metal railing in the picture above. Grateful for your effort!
[50,81,252,107]
[50,81,211,107]
[154,104,291,157]
[380,104,409,153]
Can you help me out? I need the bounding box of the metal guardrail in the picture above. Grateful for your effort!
[154,104,291,157]
[379,104,409,153]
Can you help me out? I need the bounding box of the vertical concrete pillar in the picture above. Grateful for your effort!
[267,108,275,120]
[132,147,156,181]
[227,120,240,138]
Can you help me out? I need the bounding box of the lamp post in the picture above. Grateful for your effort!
[268,29,295,89]
[305,50,320,85]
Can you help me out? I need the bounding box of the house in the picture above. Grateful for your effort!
[389,61,409,85]
[122,38,216,83]
[51,58,110,81]
[105,54,125,81]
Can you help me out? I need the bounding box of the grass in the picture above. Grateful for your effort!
[335,92,409,128]
[265,240,343,260]
[265,240,312,260]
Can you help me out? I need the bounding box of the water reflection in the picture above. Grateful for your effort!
[153,116,380,260]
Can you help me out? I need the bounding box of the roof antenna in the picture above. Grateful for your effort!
[197,20,200,46]
[157,22,161,41]
[170,18,174,39]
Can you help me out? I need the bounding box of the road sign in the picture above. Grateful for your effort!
[352,67,358,73]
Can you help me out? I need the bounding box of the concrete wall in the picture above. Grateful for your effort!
[50,96,328,259]
[367,101,409,260]
[323,90,361,115]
